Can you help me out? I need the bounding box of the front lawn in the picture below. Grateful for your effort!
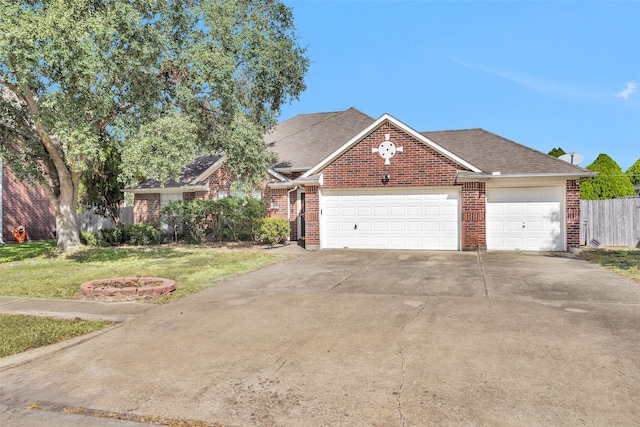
[0,314,112,358]
[0,240,56,263]
[0,244,287,302]
[580,248,640,283]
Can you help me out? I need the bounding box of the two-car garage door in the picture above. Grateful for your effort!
[321,188,459,250]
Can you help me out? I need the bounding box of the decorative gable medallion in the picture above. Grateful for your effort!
[372,134,403,165]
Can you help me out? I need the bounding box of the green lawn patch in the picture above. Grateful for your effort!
[581,248,640,283]
[0,241,56,263]
[0,245,286,302]
[0,314,112,358]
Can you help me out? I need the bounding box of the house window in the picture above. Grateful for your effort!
[160,193,183,232]
[218,190,228,199]
[270,201,279,209]
[160,193,183,208]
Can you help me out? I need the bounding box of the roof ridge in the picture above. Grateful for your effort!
[270,108,370,143]
[420,128,484,134]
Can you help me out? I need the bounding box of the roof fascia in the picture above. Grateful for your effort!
[273,167,310,174]
[124,185,208,194]
[190,154,227,185]
[456,171,598,182]
[268,168,292,183]
[302,114,483,177]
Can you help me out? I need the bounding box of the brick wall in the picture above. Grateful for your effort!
[2,165,55,242]
[202,165,234,200]
[133,193,161,224]
[461,182,486,250]
[303,186,319,249]
[322,122,460,188]
[566,179,580,249]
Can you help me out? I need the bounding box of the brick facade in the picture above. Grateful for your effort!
[461,182,486,250]
[322,123,460,189]
[566,179,581,249]
[133,193,161,224]
[2,165,55,242]
[302,186,320,249]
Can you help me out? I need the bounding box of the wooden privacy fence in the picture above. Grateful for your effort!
[580,198,640,247]
[79,207,134,232]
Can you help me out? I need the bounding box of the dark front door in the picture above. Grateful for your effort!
[300,193,305,239]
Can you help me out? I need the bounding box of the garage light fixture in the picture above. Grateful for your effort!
[382,174,390,184]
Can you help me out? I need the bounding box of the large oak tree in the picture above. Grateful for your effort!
[0,0,308,251]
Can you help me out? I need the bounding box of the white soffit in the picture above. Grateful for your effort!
[302,114,483,177]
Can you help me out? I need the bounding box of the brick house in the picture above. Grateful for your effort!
[1,159,56,243]
[126,108,596,251]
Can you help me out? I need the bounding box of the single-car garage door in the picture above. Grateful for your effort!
[321,188,459,250]
[486,186,564,251]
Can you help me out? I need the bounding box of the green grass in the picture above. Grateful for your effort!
[0,241,56,263]
[582,248,640,283]
[0,244,287,301]
[0,314,112,358]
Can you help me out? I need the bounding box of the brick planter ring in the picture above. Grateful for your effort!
[81,277,176,298]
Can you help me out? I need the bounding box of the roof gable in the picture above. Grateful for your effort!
[303,114,482,177]
[127,154,225,192]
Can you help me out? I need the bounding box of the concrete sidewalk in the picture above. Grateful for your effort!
[0,297,157,323]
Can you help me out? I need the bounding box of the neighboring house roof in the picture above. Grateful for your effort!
[266,107,375,171]
[127,154,225,193]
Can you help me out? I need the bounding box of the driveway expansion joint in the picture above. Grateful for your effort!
[327,250,388,292]
[396,300,427,427]
[476,251,490,299]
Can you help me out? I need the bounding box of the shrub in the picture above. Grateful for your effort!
[160,198,266,243]
[79,231,97,247]
[97,227,124,246]
[254,217,290,246]
[125,223,161,246]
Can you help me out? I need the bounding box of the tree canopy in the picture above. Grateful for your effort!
[0,0,309,251]
[580,154,636,200]
[625,158,640,186]
[547,147,566,158]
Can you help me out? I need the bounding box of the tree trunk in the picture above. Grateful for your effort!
[53,174,82,252]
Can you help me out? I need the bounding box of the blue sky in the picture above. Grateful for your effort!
[279,1,639,171]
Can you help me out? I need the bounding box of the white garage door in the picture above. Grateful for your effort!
[321,188,459,250]
[486,187,564,251]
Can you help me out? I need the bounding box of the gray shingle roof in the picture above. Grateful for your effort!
[266,107,375,170]
[129,154,224,190]
[129,109,594,192]
[421,128,590,175]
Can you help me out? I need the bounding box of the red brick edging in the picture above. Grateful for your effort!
[80,277,176,298]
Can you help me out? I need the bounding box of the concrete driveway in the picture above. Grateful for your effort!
[1,250,639,426]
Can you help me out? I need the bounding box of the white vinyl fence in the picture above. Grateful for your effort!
[79,207,134,232]
[580,198,640,247]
